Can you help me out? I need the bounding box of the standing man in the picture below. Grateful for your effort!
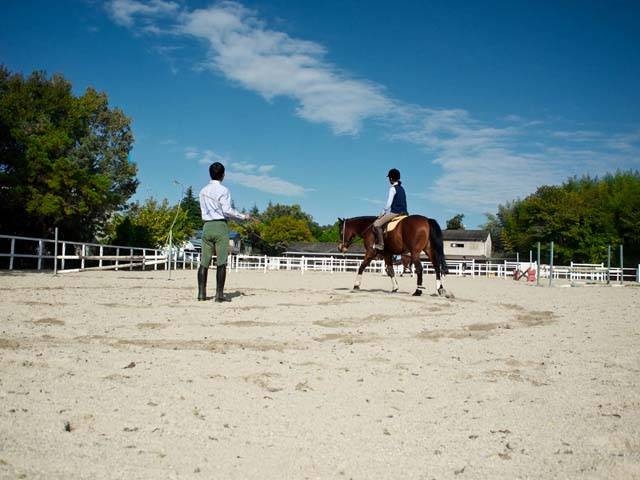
[373,168,408,250]
[198,162,249,302]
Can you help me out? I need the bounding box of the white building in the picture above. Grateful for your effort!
[442,230,492,259]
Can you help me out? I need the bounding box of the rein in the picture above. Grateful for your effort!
[342,218,376,250]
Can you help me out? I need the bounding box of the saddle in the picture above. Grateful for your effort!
[384,215,408,234]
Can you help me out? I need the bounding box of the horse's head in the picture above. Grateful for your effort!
[337,217,356,253]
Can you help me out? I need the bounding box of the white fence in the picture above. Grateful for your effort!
[1,233,638,283]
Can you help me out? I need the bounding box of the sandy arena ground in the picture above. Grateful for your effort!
[0,268,639,479]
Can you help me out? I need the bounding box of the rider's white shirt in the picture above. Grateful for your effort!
[382,181,399,214]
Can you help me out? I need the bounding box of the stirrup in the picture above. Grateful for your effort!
[373,244,384,251]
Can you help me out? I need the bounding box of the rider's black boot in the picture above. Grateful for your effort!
[215,265,230,302]
[374,226,384,250]
[197,266,208,301]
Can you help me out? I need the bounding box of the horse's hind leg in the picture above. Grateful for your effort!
[412,253,424,296]
[426,246,448,297]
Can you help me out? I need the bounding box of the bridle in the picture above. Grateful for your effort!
[340,217,375,252]
[340,219,351,251]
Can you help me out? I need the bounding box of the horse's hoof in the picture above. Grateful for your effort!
[353,285,360,290]
[412,289,422,296]
[418,285,425,290]
[392,288,398,293]
[437,287,446,297]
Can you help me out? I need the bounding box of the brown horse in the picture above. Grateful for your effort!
[338,216,451,296]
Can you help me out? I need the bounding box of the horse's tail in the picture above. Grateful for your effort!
[428,218,449,275]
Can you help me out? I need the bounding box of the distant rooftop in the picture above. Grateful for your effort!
[442,230,490,242]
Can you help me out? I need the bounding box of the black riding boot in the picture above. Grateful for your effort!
[197,266,208,301]
[374,226,384,250]
[215,265,230,302]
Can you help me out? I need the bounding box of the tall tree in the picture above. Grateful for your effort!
[181,186,201,232]
[0,67,138,240]
[106,198,190,248]
[446,213,465,230]
[497,172,640,264]
[260,216,313,253]
[480,213,504,253]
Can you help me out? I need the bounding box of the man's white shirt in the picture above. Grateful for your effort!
[199,180,247,221]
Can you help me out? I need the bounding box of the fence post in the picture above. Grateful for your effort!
[81,244,86,271]
[115,247,120,271]
[9,237,15,270]
[61,241,66,270]
[620,244,624,284]
[99,245,104,269]
[548,241,554,287]
[53,227,58,275]
[536,242,540,286]
[37,239,43,270]
[607,245,611,285]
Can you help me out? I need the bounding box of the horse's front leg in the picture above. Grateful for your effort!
[353,253,375,290]
[384,256,399,293]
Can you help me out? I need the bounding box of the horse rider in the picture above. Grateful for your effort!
[373,168,408,250]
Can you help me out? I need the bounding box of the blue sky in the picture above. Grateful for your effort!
[2,0,639,227]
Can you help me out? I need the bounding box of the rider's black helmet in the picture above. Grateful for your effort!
[387,168,400,181]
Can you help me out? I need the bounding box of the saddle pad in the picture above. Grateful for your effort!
[386,215,408,232]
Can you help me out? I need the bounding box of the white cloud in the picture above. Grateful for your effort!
[359,197,384,206]
[106,0,179,27]
[229,162,258,172]
[184,147,199,159]
[108,0,393,134]
[185,149,308,196]
[184,147,227,164]
[397,110,640,214]
[109,1,640,214]
[178,3,395,134]
[257,164,274,174]
[226,170,308,196]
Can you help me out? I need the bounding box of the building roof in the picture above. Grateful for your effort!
[442,229,490,242]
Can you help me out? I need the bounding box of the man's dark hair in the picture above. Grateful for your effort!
[209,162,225,180]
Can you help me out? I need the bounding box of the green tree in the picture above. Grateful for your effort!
[316,221,341,242]
[262,216,313,244]
[496,171,640,264]
[260,202,314,224]
[446,213,465,230]
[0,67,138,240]
[106,198,190,248]
[480,213,504,253]
[181,186,201,232]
